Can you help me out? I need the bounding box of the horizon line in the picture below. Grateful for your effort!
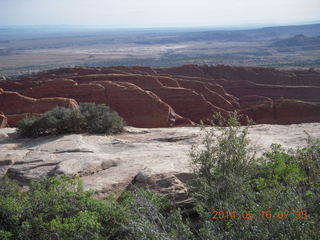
[1,20,320,31]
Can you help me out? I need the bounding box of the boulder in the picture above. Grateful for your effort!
[129,172,194,211]
[0,150,28,177]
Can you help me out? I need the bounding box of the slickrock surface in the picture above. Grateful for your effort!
[0,65,320,128]
[1,123,319,199]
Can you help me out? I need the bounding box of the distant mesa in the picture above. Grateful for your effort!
[270,34,320,50]
[0,65,320,128]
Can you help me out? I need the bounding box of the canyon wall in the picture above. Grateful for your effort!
[0,65,319,127]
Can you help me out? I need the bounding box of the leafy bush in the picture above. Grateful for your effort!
[190,113,320,240]
[17,103,124,137]
[0,176,192,240]
[79,103,124,134]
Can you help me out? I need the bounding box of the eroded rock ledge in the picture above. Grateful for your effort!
[1,65,320,128]
[1,123,319,202]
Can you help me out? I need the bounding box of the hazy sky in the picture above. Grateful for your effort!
[1,0,320,28]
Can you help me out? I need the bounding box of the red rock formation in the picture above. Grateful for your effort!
[6,113,41,127]
[131,66,158,76]
[0,90,79,127]
[109,66,158,76]
[239,95,273,109]
[202,65,320,86]
[0,78,43,92]
[274,99,320,124]
[157,76,180,87]
[22,79,107,104]
[240,102,275,124]
[175,79,235,111]
[220,81,320,102]
[167,76,240,108]
[0,90,78,115]
[1,65,319,127]
[241,99,320,124]
[157,65,205,78]
[0,112,7,128]
[92,81,189,127]
[160,64,320,86]
[151,87,228,123]
[70,74,164,89]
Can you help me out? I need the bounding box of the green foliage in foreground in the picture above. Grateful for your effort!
[2,113,319,239]
[17,103,124,137]
[190,113,320,240]
[0,176,192,240]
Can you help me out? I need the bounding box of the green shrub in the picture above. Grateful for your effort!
[0,176,192,240]
[80,103,124,134]
[190,113,320,240]
[17,103,124,137]
[16,117,38,138]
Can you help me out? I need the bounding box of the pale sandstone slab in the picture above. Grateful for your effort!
[0,123,319,198]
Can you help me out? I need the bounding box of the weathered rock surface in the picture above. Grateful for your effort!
[0,65,320,126]
[241,99,320,124]
[0,90,79,115]
[221,81,320,102]
[71,74,164,89]
[94,81,182,127]
[274,99,320,124]
[6,113,41,128]
[1,124,319,198]
[22,79,107,104]
[0,89,79,127]
[175,79,235,111]
[151,87,229,123]
[159,64,320,86]
[239,95,273,109]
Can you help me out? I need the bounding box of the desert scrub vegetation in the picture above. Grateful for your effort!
[2,113,319,239]
[190,113,320,239]
[0,176,192,240]
[17,103,124,137]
